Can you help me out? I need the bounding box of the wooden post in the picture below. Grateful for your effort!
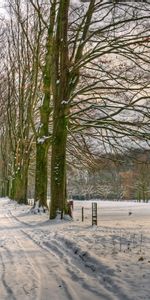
[82,207,84,222]
[92,202,97,226]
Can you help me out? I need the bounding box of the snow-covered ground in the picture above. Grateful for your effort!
[0,198,150,300]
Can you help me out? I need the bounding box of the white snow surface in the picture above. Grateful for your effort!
[0,197,150,300]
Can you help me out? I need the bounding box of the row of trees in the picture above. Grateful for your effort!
[0,0,150,218]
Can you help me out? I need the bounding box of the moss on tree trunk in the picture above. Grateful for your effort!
[10,161,29,204]
[34,141,49,208]
[50,110,68,218]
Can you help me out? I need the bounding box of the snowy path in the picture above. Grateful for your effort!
[0,210,68,300]
[1,198,150,300]
[0,199,112,300]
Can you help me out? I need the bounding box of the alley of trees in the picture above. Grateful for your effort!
[0,0,150,218]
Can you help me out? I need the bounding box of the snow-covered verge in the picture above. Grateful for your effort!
[0,197,150,300]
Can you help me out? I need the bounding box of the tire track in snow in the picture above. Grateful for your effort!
[10,213,103,290]
[6,211,80,300]
[0,212,39,300]
[8,210,127,300]
[0,249,17,300]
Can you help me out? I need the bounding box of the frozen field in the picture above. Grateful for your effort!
[0,198,150,300]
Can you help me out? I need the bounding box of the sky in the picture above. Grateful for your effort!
[0,0,6,17]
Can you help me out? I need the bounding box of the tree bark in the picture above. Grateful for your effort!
[10,162,29,204]
[34,141,49,208]
[50,108,68,218]
[50,0,70,218]
[34,1,56,209]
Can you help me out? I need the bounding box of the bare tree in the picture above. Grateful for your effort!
[49,0,150,218]
[1,0,44,203]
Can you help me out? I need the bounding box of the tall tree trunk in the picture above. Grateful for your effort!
[0,163,8,197]
[50,0,70,219]
[34,1,56,209]
[34,141,49,208]
[10,160,29,204]
[50,109,68,218]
